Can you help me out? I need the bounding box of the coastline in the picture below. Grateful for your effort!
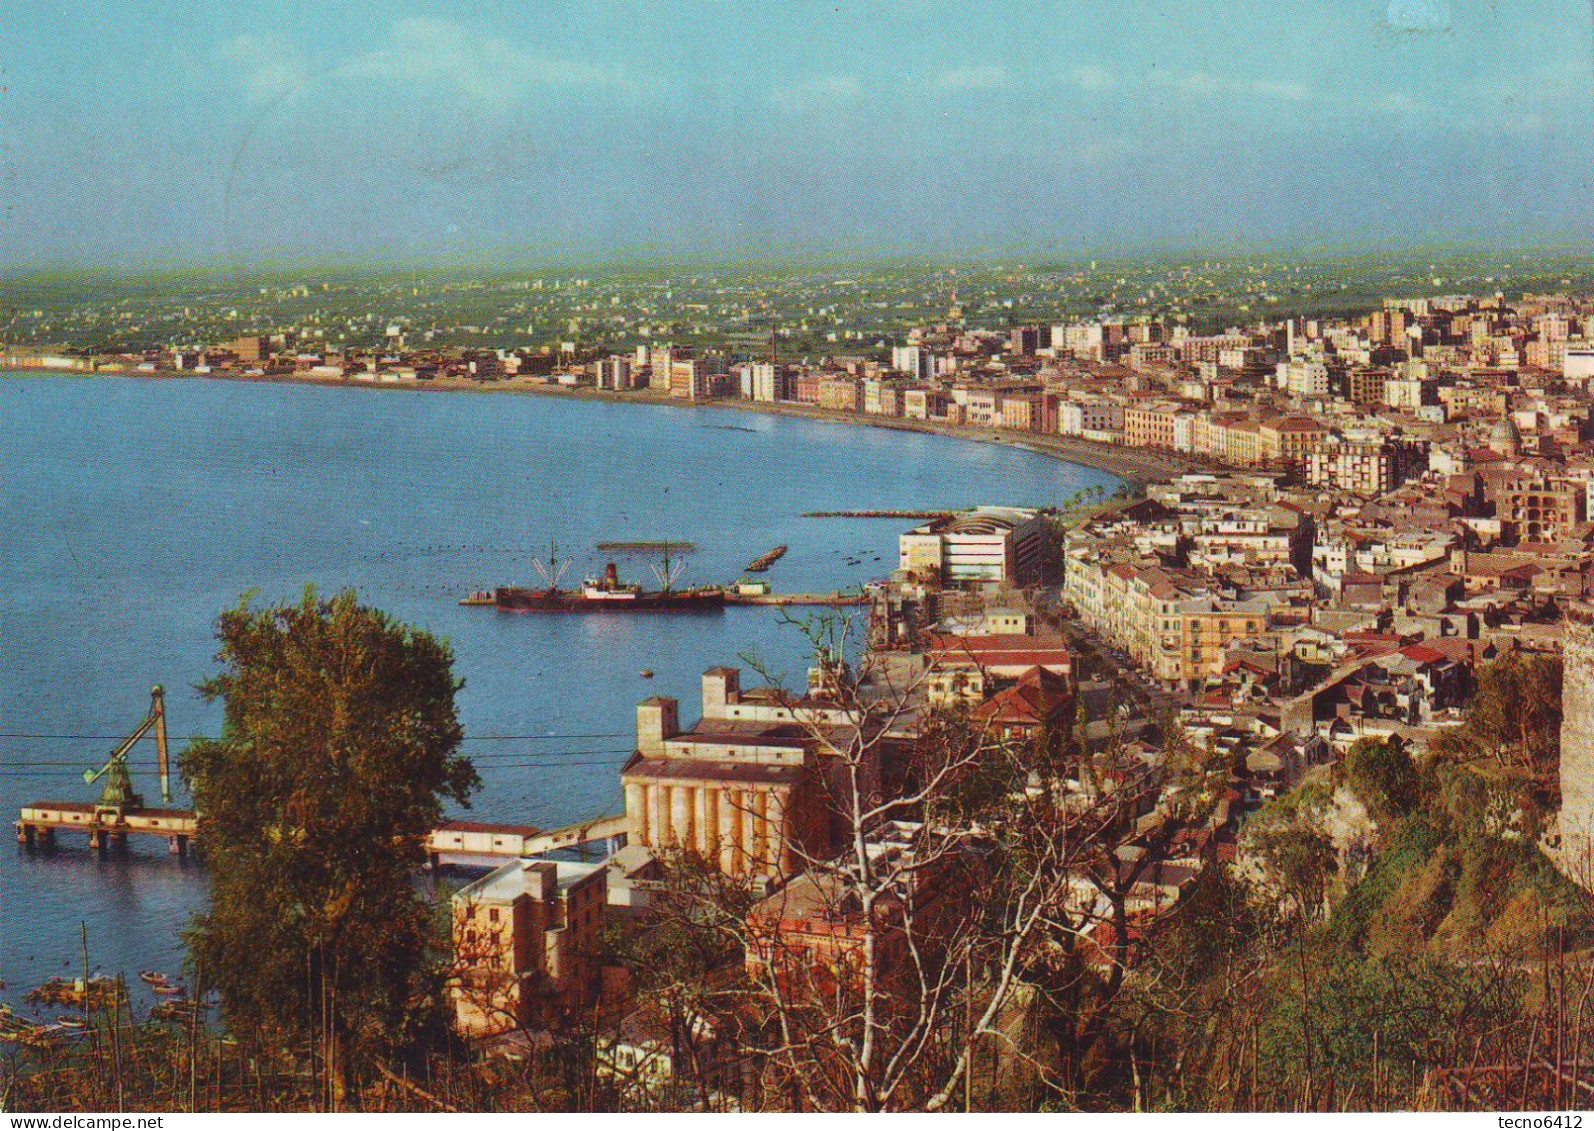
[0,366,1215,487]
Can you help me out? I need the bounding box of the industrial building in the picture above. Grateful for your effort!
[620,666,868,882]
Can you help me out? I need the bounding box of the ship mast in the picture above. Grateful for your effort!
[650,541,686,592]
[533,539,570,591]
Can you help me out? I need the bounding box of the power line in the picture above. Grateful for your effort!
[0,758,632,779]
[0,747,635,767]
[0,731,627,742]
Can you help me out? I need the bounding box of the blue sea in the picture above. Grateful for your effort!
[0,374,1118,1006]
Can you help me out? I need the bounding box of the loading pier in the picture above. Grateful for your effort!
[724,590,868,607]
[17,802,196,856]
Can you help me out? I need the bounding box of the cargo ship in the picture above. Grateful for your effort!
[466,544,724,614]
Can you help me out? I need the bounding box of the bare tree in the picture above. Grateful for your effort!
[624,613,1232,1111]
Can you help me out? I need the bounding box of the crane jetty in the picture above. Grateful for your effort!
[15,686,198,857]
[14,688,648,867]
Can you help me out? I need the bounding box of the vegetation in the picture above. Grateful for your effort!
[8,623,1594,1112]
[1435,652,1562,772]
[181,589,479,1100]
[1110,655,1593,1112]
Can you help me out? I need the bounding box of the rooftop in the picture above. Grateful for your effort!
[456,858,604,904]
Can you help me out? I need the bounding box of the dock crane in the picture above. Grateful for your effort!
[17,685,195,856]
[82,685,171,818]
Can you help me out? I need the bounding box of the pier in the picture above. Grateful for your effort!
[595,540,695,553]
[18,810,633,866]
[15,686,196,856]
[724,590,868,607]
[17,801,196,856]
[803,509,953,520]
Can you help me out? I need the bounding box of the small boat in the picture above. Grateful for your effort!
[153,982,185,996]
[139,971,168,986]
[151,1000,198,1023]
[640,670,654,679]
[27,976,123,1008]
[55,1017,85,1030]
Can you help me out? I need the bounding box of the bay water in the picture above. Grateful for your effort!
[0,374,1118,1005]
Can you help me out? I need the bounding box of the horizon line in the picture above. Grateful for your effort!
[4,238,1594,284]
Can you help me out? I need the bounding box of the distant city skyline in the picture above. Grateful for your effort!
[3,0,1591,268]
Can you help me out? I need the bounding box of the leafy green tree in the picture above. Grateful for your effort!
[183,589,478,1095]
[1437,652,1561,770]
[1343,736,1420,827]
[1242,793,1337,923]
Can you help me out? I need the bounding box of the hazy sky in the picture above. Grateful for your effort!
[2,1,1590,266]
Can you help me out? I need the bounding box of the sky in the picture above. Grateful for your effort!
[1,0,1591,267]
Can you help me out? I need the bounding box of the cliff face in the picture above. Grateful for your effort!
[1558,613,1594,887]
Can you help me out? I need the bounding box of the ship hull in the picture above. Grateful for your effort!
[492,587,725,613]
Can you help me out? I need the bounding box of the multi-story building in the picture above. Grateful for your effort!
[450,859,607,1036]
[1195,414,1264,466]
[1306,438,1427,498]
[743,821,973,994]
[596,355,634,391]
[962,387,1002,426]
[1009,326,1043,356]
[901,387,945,419]
[748,362,794,402]
[647,346,678,392]
[1220,346,1273,375]
[818,374,861,413]
[1000,393,1042,432]
[1124,402,1182,451]
[226,336,269,363]
[861,377,896,416]
[1181,506,1313,575]
[1180,333,1253,365]
[1060,398,1124,442]
[668,357,727,401]
[1384,377,1435,411]
[899,507,1047,588]
[1565,347,1594,384]
[1062,548,1271,689]
[923,633,1073,709]
[1128,342,1179,371]
[891,344,935,382]
[1258,417,1329,468]
[1346,368,1391,406]
[1479,466,1587,544]
[1275,359,1333,398]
